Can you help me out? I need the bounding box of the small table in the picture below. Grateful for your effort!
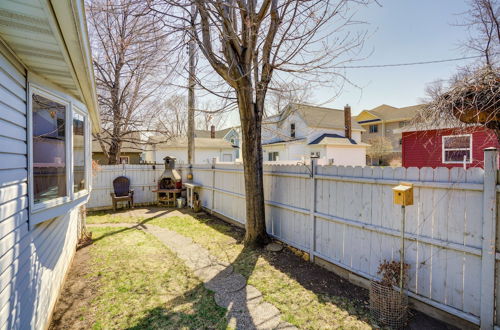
[153,188,183,207]
[184,183,201,209]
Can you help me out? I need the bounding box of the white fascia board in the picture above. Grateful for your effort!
[50,0,101,133]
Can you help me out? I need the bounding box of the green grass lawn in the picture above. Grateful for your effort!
[85,226,227,329]
[87,210,374,329]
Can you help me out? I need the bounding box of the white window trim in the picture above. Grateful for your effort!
[28,83,91,223]
[28,85,72,212]
[72,106,90,200]
[442,134,473,164]
[119,156,130,164]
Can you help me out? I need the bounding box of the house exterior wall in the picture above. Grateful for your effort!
[92,152,142,165]
[325,146,367,166]
[152,147,235,164]
[384,121,404,151]
[402,127,500,168]
[224,129,240,159]
[263,112,362,145]
[263,141,366,166]
[0,50,85,329]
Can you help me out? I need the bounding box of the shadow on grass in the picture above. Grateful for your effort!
[88,209,172,244]
[88,208,267,329]
[126,245,264,329]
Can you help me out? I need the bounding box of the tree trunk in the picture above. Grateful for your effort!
[238,91,269,246]
[107,138,121,165]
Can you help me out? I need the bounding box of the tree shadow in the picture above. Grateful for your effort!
[175,211,457,329]
[126,245,265,330]
[88,209,172,244]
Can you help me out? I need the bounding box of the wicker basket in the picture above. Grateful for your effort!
[370,281,408,329]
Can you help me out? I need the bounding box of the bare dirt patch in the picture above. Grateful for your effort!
[50,245,97,330]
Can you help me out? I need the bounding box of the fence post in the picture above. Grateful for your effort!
[211,158,216,214]
[309,158,317,262]
[480,147,497,330]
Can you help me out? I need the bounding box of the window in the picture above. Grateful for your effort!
[399,138,403,145]
[32,93,68,204]
[268,152,279,161]
[311,151,320,158]
[29,85,91,220]
[399,121,408,128]
[73,112,87,193]
[119,156,130,164]
[369,124,378,133]
[442,135,472,163]
[290,123,296,138]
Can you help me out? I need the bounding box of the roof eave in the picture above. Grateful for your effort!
[50,0,101,133]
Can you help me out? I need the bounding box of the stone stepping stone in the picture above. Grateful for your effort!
[140,223,293,329]
[214,285,263,311]
[194,264,233,282]
[227,302,282,330]
[265,242,283,252]
[276,322,298,329]
[205,272,247,294]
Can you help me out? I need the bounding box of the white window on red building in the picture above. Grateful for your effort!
[442,134,472,164]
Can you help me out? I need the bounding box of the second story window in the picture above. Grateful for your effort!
[369,124,378,133]
[290,123,296,138]
[268,151,279,161]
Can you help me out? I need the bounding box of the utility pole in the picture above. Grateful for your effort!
[187,4,196,165]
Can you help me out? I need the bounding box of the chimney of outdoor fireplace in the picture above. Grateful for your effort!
[344,104,352,140]
[210,125,215,138]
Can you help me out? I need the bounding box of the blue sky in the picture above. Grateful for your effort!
[320,0,474,115]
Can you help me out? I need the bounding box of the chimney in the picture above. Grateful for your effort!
[210,125,215,139]
[344,104,352,139]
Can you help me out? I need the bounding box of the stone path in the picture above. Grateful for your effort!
[89,223,296,330]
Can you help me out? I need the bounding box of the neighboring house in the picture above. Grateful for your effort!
[146,136,237,164]
[195,125,240,159]
[92,132,144,164]
[397,125,500,168]
[0,1,99,329]
[355,104,422,164]
[261,103,368,166]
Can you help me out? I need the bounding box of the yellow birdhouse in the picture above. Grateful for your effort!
[392,183,414,206]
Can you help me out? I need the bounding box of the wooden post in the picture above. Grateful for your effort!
[211,158,216,214]
[399,205,406,294]
[309,158,316,262]
[480,147,497,330]
[187,4,196,165]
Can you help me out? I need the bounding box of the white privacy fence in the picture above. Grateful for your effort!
[88,164,183,209]
[87,150,499,328]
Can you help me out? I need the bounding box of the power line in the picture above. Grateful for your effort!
[337,53,491,69]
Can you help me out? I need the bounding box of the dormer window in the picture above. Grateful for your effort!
[290,123,296,138]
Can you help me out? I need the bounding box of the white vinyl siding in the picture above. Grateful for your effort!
[0,51,80,329]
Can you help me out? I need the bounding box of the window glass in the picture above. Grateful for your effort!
[119,156,129,164]
[311,151,320,158]
[443,135,471,163]
[268,152,279,161]
[73,112,86,192]
[291,123,296,138]
[32,94,67,203]
[369,124,378,133]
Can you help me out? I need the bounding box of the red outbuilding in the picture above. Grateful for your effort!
[400,126,500,168]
